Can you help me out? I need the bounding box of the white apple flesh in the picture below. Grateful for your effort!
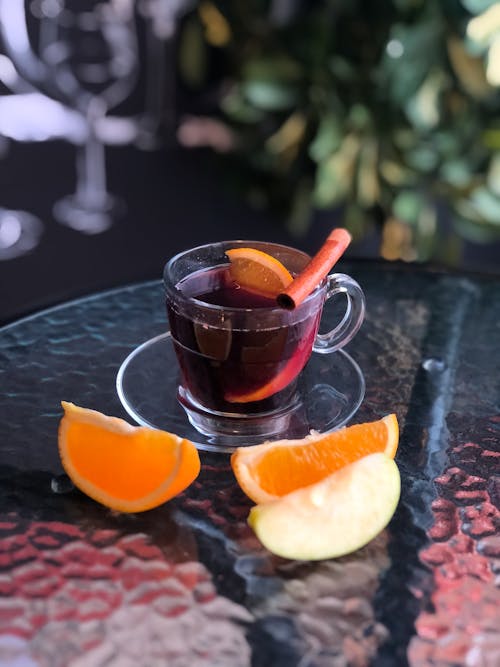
[248,452,401,561]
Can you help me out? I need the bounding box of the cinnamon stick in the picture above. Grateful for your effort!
[277,228,352,310]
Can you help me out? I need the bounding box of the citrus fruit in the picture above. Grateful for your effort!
[223,246,308,403]
[224,319,318,404]
[226,247,293,298]
[194,321,232,361]
[248,452,401,560]
[231,414,399,503]
[58,402,200,513]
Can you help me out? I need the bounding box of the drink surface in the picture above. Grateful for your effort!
[167,266,321,413]
[178,265,276,309]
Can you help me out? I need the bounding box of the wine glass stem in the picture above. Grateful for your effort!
[77,104,108,208]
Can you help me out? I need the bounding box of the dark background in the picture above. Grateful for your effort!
[0,3,499,327]
[1,129,498,327]
[0,138,352,325]
[0,6,304,325]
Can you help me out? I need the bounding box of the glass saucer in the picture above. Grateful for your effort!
[116,332,365,454]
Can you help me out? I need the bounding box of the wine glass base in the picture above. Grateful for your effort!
[0,209,43,261]
[53,194,124,235]
[116,332,366,454]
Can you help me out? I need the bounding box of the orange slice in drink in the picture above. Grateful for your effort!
[58,402,200,512]
[224,316,318,403]
[226,247,293,298]
[231,414,399,503]
[224,353,303,403]
[223,247,301,402]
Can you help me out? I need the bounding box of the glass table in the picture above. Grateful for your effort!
[1,261,499,666]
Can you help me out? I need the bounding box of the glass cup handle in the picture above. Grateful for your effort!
[313,273,366,354]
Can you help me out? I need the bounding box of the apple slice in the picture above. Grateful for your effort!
[248,453,400,561]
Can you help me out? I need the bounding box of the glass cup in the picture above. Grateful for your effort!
[163,240,365,438]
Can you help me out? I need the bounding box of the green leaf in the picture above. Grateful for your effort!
[243,57,303,84]
[405,145,439,172]
[380,160,419,187]
[465,6,500,52]
[378,17,444,105]
[487,153,500,195]
[309,113,342,163]
[405,69,446,130]
[414,202,438,262]
[447,36,492,99]
[483,129,500,150]
[348,105,371,131]
[393,128,419,151]
[243,81,298,111]
[238,57,302,114]
[433,131,461,157]
[313,154,350,208]
[313,136,359,208]
[469,186,500,223]
[266,112,306,158]
[393,190,424,225]
[343,203,369,240]
[328,56,356,82]
[455,197,484,223]
[357,138,379,207]
[461,0,498,16]
[454,186,500,233]
[453,214,500,242]
[221,87,265,123]
[440,160,473,188]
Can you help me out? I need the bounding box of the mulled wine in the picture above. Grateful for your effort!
[167,265,322,414]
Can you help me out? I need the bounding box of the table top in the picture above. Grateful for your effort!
[1,262,499,666]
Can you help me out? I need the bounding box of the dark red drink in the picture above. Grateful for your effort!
[167,265,321,414]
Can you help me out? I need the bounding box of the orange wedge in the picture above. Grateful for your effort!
[226,247,293,298]
[231,414,399,504]
[58,402,200,513]
[224,351,306,403]
[224,318,318,403]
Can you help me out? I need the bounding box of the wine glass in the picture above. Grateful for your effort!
[0,0,139,234]
[0,206,43,260]
[43,0,139,233]
[0,53,44,260]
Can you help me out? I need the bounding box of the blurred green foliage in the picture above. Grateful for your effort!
[178,0,500,264]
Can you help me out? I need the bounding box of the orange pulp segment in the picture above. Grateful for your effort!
[224,350,305,403]
[226,247,293,298]
[224,316,318,403]
[231,414,399,503]
[223,247,298,403]
[58,402,200,512]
